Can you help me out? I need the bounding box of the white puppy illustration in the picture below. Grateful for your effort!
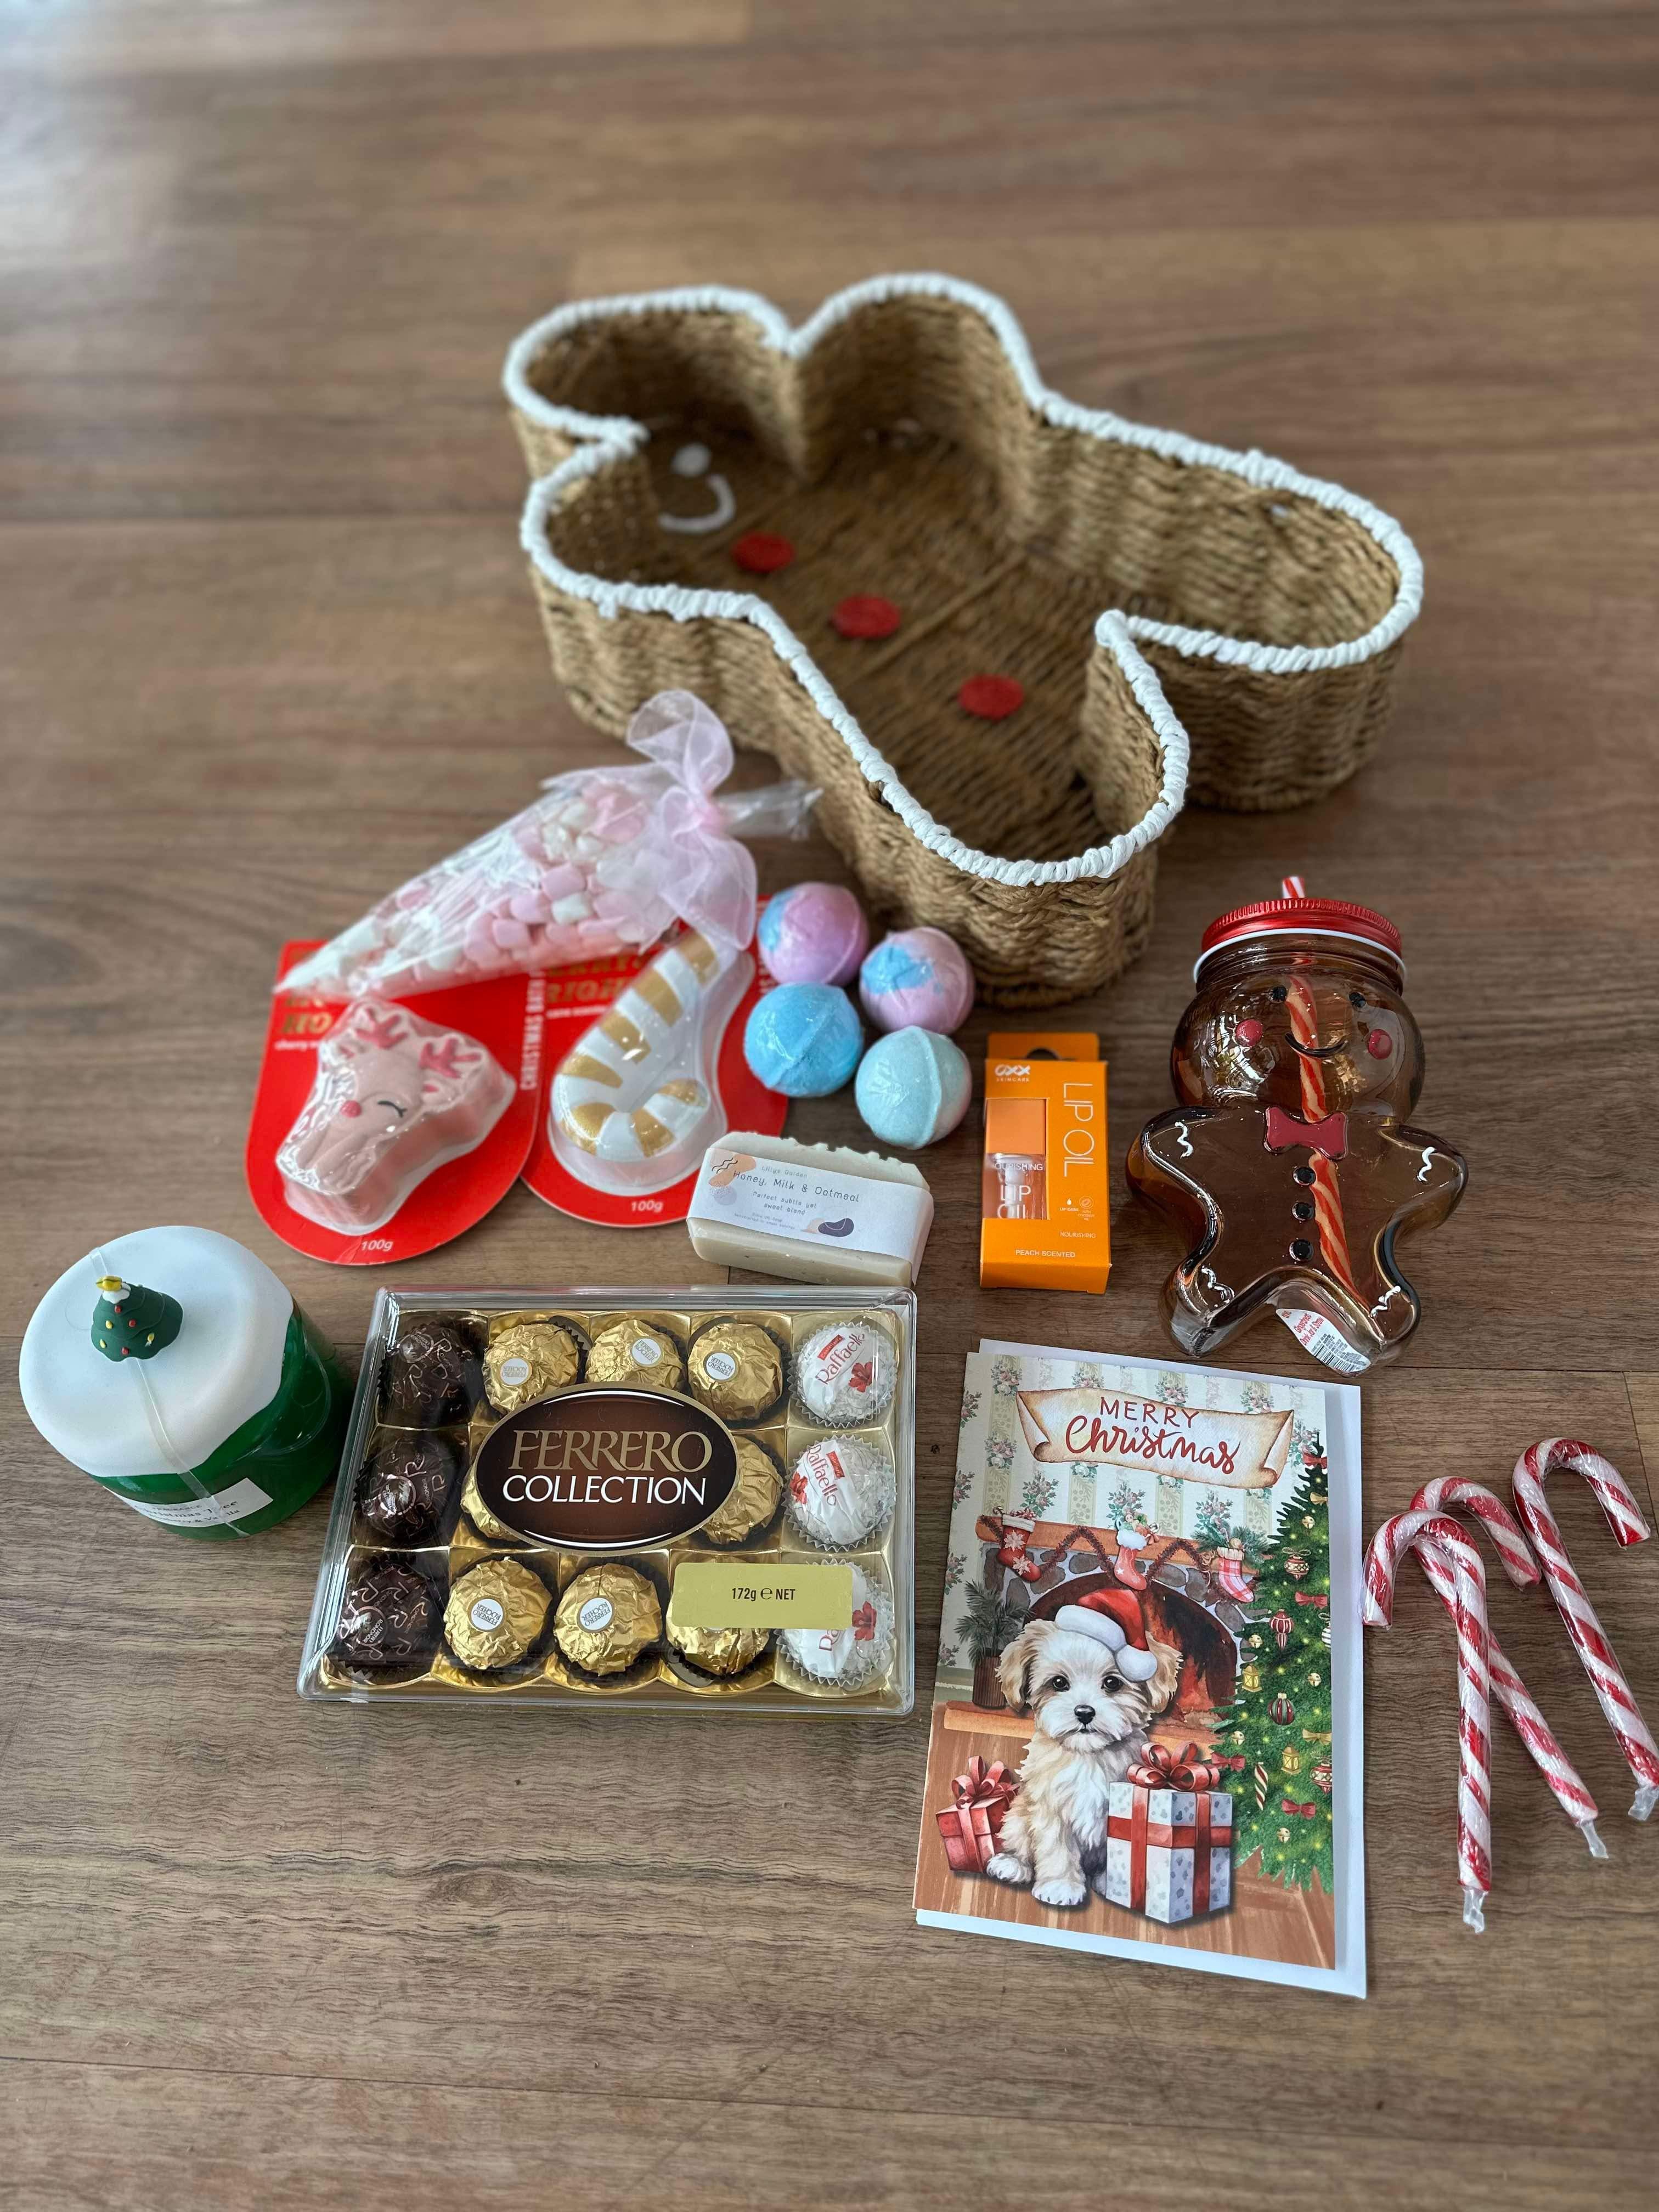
[986,1589,1183,1910]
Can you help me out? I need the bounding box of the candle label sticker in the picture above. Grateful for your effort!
[101,1476,275,1528]
[471,1386,740,1549]
[669,1560,854,1632]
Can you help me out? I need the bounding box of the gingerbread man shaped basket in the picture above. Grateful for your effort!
[1127,881,1465,1373]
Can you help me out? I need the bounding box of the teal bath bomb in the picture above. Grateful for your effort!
[854,1027,972,1149]
[743,983,864,1098]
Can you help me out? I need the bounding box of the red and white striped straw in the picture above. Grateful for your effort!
[1283,972,1360,1299]
[1511,1439,1658,1821]
[1364,1512,1493,1929]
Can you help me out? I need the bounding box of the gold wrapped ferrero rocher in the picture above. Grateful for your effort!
[484,1321,582,1413]
[460,1466,520,1544]
[585,1317,684,1393]
[688,1320,783,1423]
[667,1615,770,1679]
[444,1558,551,1670]
[699,1435,783,1546]
[554,1563,662,1676]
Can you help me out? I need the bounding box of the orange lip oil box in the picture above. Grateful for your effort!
[979,1033,1110,1293]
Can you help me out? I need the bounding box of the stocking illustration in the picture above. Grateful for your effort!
[1111,1523,1150,1591]
[994,1512,1041,1582]
[1215,1542,1254,1603]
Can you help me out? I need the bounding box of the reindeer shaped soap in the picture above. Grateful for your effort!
[277,998,514,1235]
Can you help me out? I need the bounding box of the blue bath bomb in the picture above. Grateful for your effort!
[743,983,864,1098]
[854,1026,973,1149]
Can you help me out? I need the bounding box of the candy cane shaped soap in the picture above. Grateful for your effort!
[1512,1438,1659,1820]
[276,999,514,1234]
[550,930,731,1170]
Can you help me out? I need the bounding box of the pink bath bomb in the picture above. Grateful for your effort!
[858,926,976,1034]
[757,882,870,986]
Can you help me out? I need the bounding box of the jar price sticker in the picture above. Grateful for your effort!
[668,1560,854,1632]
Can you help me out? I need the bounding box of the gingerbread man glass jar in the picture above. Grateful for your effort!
[1127,881,1465,1373]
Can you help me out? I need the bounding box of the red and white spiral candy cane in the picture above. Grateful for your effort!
[1407,1481,1606,1855]
[1412,1476,1539,1591]
[1512,1439,1659,1821]
[1364,1512,1493,1929]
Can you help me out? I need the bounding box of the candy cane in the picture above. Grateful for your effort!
[1512,1440,1658,1821]
[1403,1482,1605,1855]
[1364,1513,1493,1929]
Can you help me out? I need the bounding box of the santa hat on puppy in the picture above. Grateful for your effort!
[1053,1588,1159,1681]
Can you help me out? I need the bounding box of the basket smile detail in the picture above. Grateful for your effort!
[506,275,1422,1006]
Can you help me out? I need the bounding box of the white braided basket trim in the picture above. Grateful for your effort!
[503,273,1424,680]
[521,450,1187,888]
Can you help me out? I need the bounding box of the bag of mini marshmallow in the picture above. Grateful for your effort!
[279,692,817,1002]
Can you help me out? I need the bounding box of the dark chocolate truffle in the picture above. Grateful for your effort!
[379,1315,482,1427]
[357,1433,461,1544]
[333,1558,442,1669]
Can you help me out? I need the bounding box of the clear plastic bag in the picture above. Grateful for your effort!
[280,692,817,1001]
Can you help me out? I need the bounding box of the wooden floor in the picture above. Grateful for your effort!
[3,3,1657,2205]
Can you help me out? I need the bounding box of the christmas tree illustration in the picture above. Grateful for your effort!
[1217,1436,1334,1891]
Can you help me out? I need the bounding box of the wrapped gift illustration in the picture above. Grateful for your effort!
[1103,1743,1233,1924]
[935,1756,1018,1876]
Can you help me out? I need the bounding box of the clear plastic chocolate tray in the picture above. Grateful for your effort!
[298,1286,915,1715]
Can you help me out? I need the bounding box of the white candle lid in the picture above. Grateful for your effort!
[20,1226,295,1481]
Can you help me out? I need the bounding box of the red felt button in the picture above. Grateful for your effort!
[732,532,796,575]
[958,674,1024,720]
[832,594,902,640]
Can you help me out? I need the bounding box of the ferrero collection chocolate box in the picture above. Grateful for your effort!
[298,1286,916,1715]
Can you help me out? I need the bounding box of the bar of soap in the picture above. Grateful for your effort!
[686,1132,933,1288]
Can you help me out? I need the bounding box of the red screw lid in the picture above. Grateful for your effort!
[1195,876,1404,980]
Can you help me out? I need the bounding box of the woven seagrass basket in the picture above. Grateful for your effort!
[505,276,1420,1007]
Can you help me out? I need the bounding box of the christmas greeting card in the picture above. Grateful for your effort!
[913,1341,1365,1997]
